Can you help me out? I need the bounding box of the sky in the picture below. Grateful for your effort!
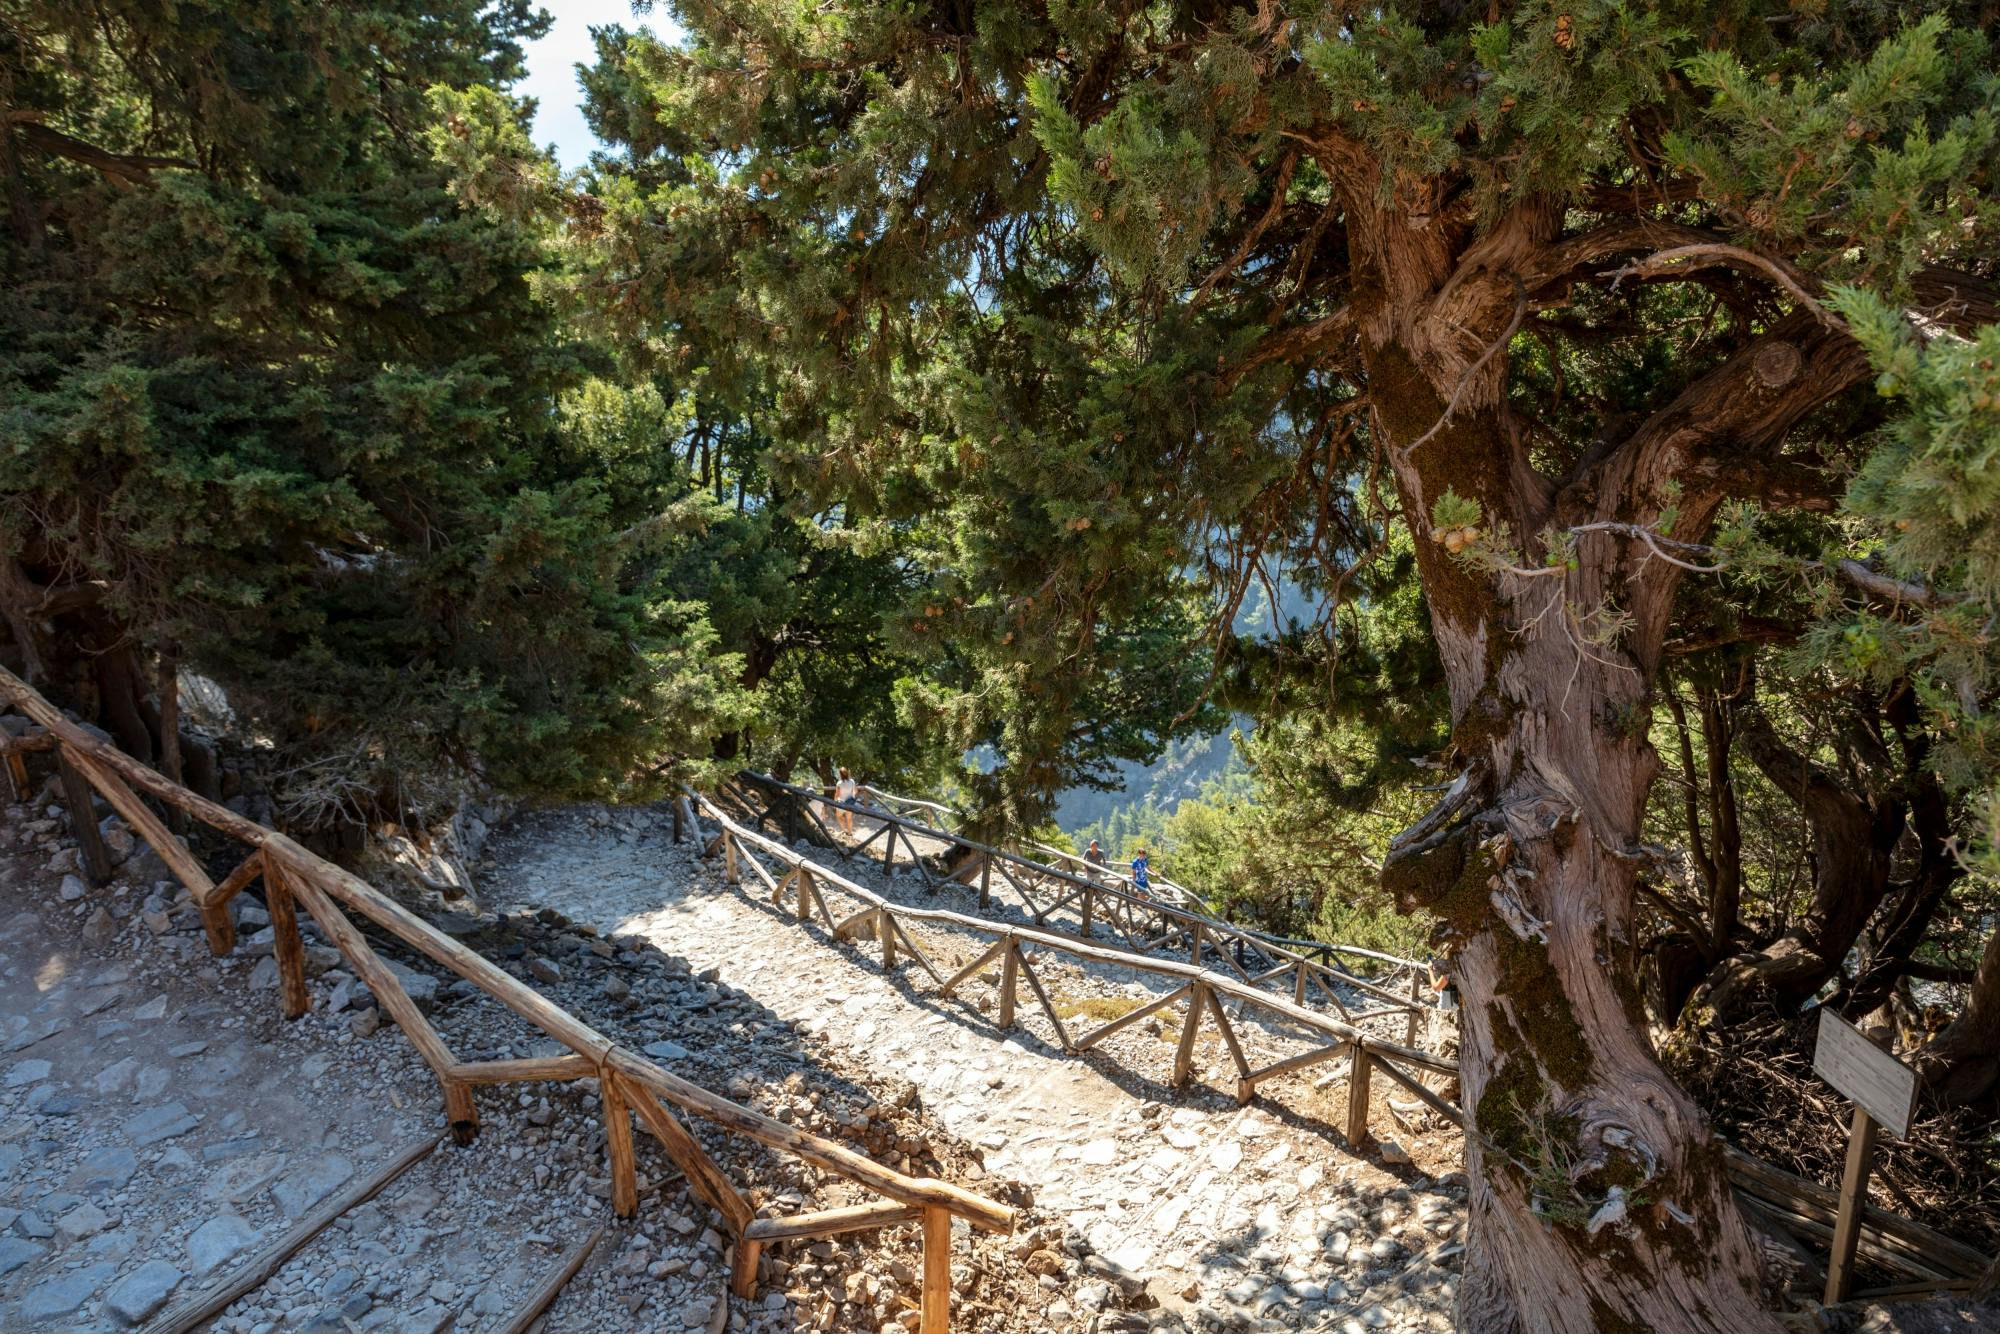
[518,1,682,169]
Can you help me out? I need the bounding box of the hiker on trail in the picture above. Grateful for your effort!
[1084,839,1107,878]
[1130,848,1152,896]
[833,767,859,835]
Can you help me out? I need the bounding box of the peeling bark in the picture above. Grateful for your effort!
[1345,181,1873,1329]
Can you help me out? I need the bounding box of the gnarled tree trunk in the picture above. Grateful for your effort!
[1916,925,2000,1108]
[1690,682,1958,1023]
[1355,191,1869,1331]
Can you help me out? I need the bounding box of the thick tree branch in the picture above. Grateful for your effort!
[10,119,194,183]
[1571,313,1870,668]
[1680,452,1841,513]
[1603,243,1841,331]
[1223,305,1353,389]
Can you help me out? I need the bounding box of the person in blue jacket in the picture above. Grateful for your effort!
[1130,848,1152,895]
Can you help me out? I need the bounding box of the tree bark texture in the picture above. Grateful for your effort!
[1347,185,1872,1330]
[1916,925,2000,1107]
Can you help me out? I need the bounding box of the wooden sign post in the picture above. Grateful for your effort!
[1811,1008,1918,1304]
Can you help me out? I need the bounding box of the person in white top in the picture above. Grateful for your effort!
[832,767,859,834]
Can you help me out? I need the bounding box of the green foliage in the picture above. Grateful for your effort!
[1666,17,1996,287]
[1814,288,2000,792]
[0,0,750,827]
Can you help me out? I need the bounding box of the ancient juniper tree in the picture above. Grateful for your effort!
[552,3,2000,1327]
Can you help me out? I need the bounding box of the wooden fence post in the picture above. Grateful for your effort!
[5,748,30,801]
[1405,970,1423,1047]
[722,831,740,885]
[880,908,897,969]
[158,648,185,835]
[978,854,992,909]
[1172,982,1207,1088]
[600,1067,638,1219]
[1346,1047,1373,1148]
[921,1205,951,1334]
[1080,887,1093,939]
[997,938,1019,1030]
[55,750,113,885]
[264,861,312,1021]
[1293,960,1309,1005]
[1824,1103,1879,1303]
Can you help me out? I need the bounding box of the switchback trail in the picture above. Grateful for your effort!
[487,803,1469,1333]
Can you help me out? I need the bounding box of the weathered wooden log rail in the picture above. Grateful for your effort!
[0,669,1012,1332]
[747,773,1448,1041]
[856,783,963,831]
[698,793,1456,1127]
[698,793,1999,1301]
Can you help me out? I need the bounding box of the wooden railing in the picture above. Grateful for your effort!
[745,774,1450,1041]
[858,783,964,832]
[0,669,1011,1332]
[700,794,1458,1123]
[16,687,1980,1311]
[707,784,1996,1302]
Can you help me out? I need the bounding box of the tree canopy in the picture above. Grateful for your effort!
[526,3,2000,1326]
[7,2,2000,1327]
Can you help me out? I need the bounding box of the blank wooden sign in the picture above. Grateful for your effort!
[1813,1008,1918,1138]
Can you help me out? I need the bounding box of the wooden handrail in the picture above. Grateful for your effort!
[754,773,1447,1022]
[700,794,1456,1077]
[856,783,963,824]
[700,795,2000,1294]
[0,667,1010,1331]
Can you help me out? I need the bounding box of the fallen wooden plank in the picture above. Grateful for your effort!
[1723,1146,1991,1280]
[1735,1189,1953,1284]
[502,1226,605,1334]
[143,1134,442,1334]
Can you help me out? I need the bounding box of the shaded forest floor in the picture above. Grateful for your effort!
[1669,1005,2000,1260]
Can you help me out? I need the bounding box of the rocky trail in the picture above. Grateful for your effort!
[5,773,1988,1334]
[484,802,1470,1334]
[0,784,1079,1334]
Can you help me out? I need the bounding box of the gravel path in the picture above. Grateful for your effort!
[486,804,1468,1333]
[1,784,1080,1334]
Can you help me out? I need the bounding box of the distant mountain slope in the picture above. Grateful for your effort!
[1054,575,1315,845]
[1053,723,1244,838]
